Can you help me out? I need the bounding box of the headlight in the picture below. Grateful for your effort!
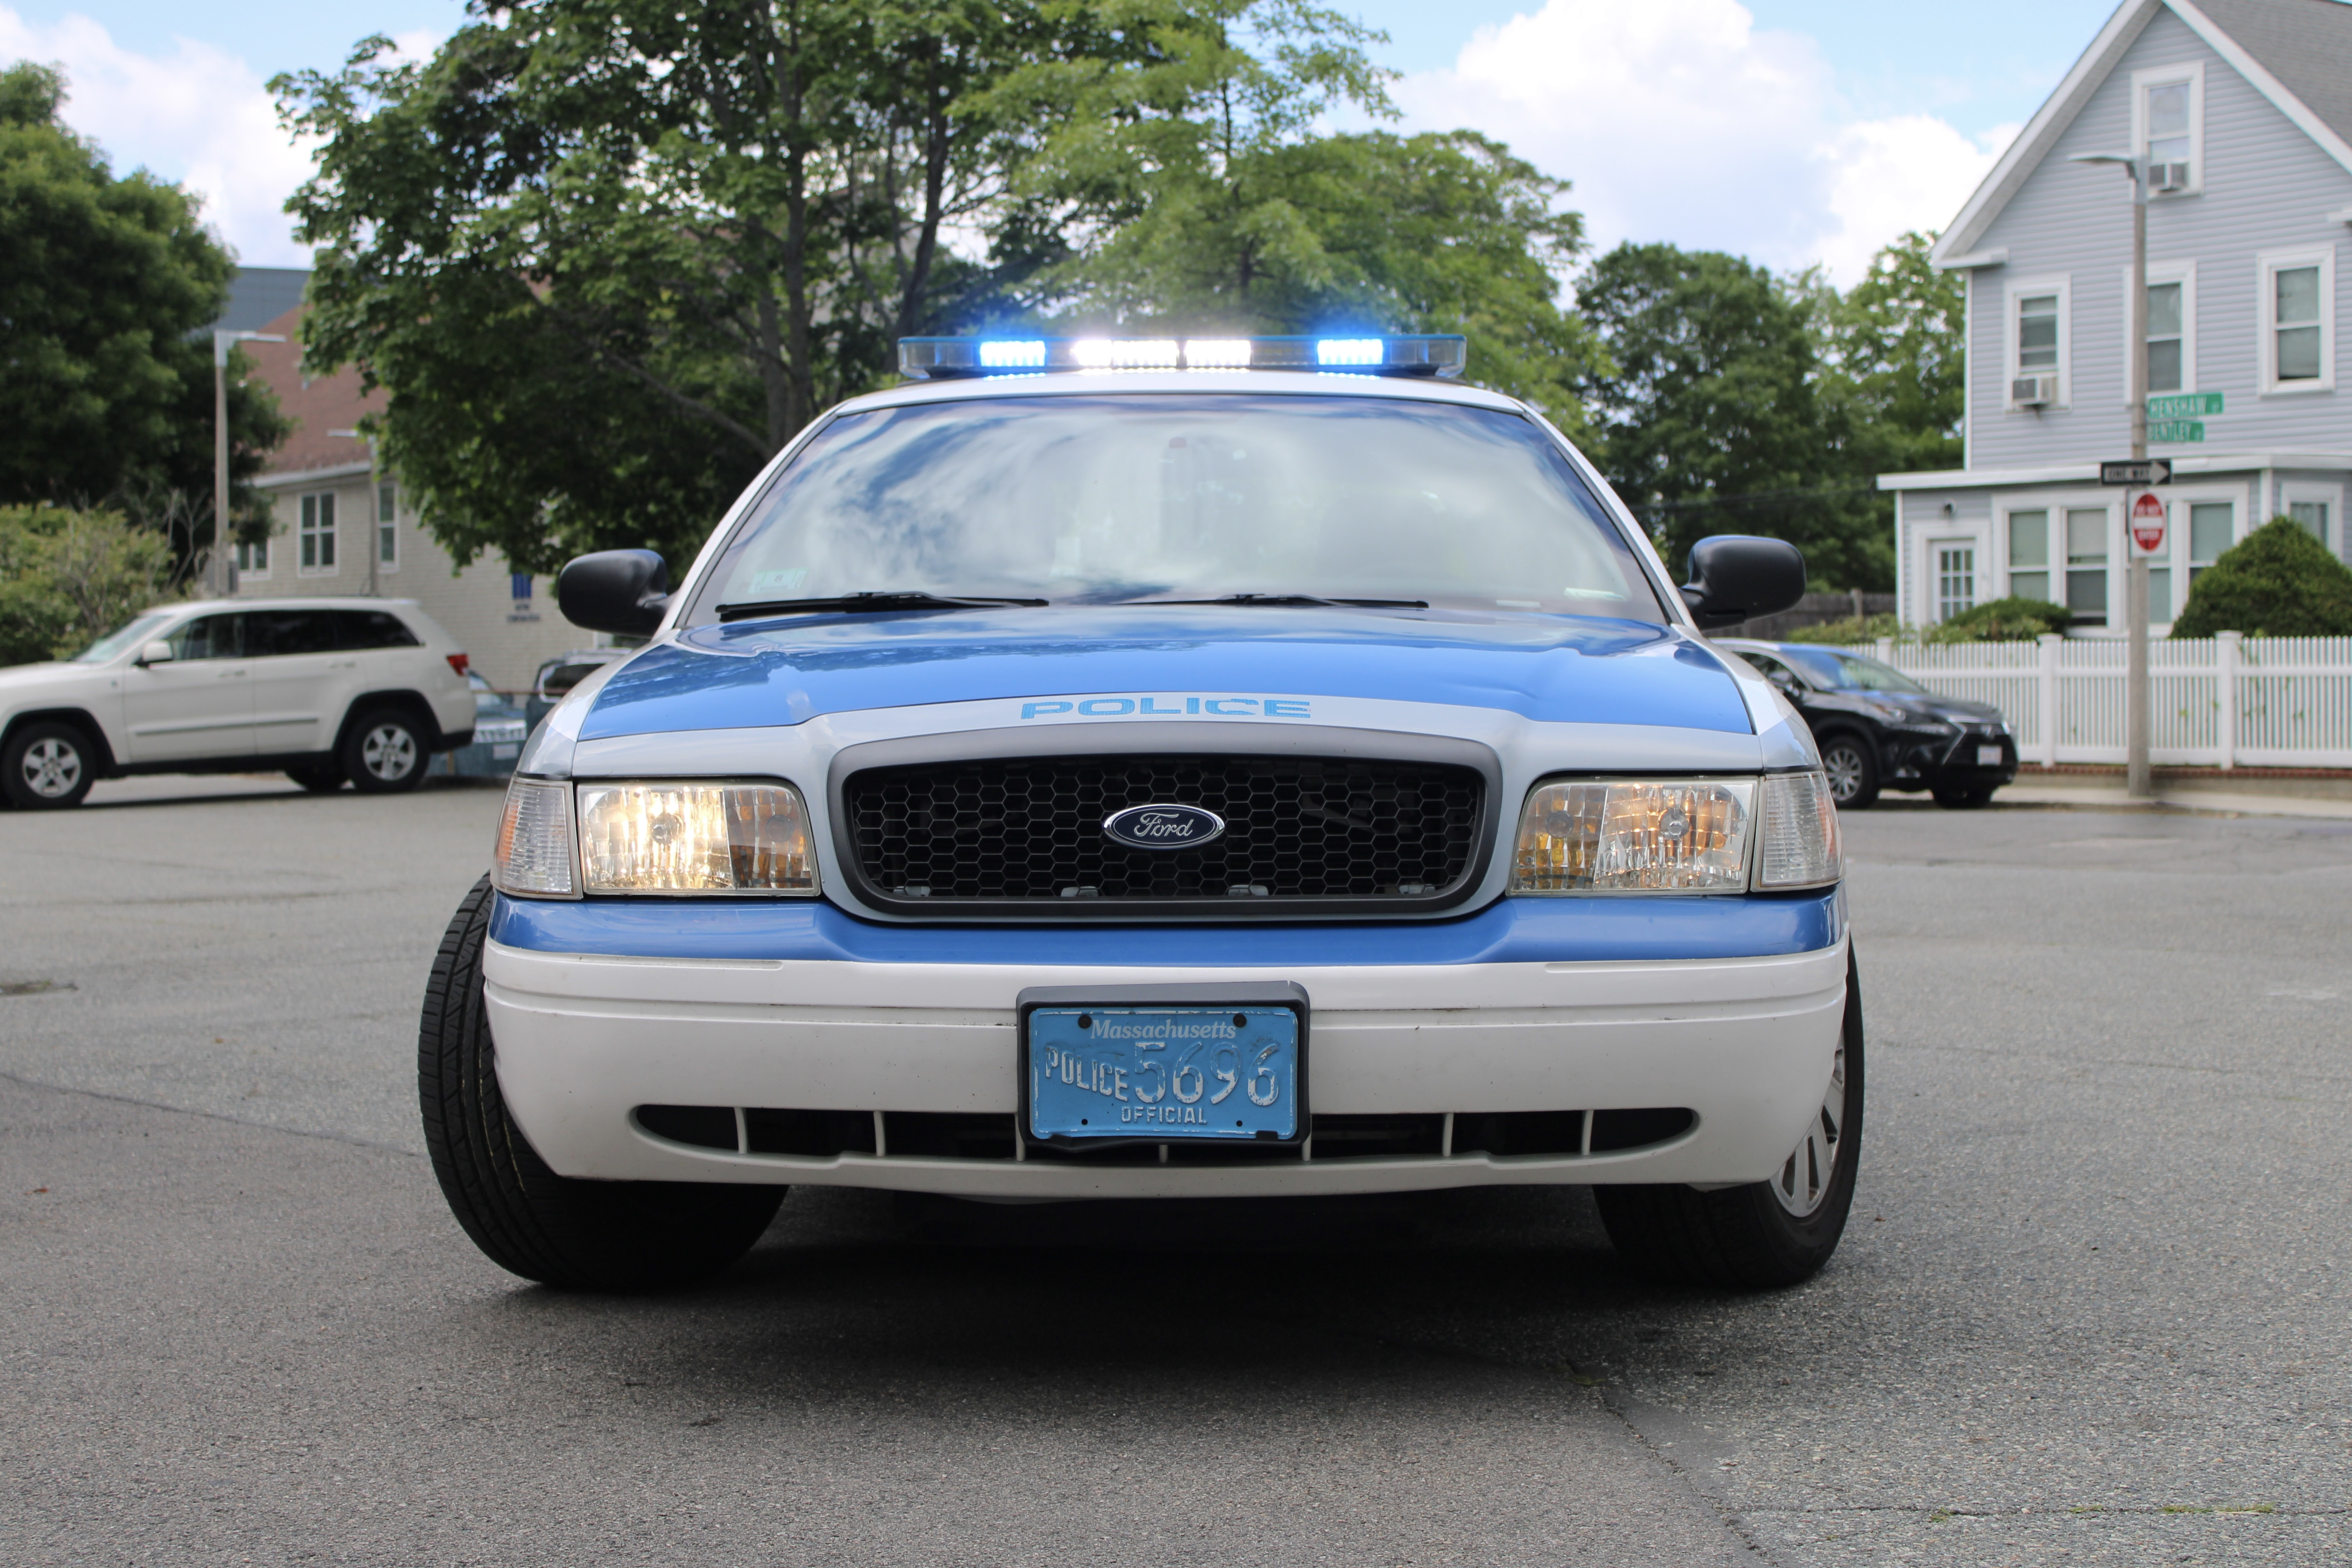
[490,777,820,898]
[1755,770,1843,888]
[576,781,818,894]
[1510,779,1754,893]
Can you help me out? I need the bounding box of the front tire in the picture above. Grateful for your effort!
[418,875,784,1289]
[341,708,427,794]
[2,720,96,809]
[1818,733,1880,810]
[1595,948,1865,1289]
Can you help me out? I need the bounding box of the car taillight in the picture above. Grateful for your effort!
[446,653,470,675]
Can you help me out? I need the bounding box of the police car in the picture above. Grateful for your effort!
[420,335,1860,1293]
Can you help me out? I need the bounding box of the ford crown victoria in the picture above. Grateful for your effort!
[422,336,1861,1293]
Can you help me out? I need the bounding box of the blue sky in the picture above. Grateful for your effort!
[0,0,2129,278]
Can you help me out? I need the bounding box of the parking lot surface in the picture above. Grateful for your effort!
[3,783,2348,1565]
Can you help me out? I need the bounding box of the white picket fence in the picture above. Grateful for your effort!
[1871,633,2352,768]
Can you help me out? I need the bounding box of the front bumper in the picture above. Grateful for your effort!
[482,894,1850,1199]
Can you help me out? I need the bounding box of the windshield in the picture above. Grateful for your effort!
[688,395,1665,621]
[1784,647,1930,694]
[70,612,175,664]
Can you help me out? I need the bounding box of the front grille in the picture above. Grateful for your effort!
[841,754,1485,913]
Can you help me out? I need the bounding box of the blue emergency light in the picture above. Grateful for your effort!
[897,334,1467,380]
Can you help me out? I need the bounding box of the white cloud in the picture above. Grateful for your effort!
[1397,0,2006,284]
[0,7,315,265]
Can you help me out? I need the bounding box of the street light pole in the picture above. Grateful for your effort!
[2125,159,2152,798]
[2073,152,2154,799]
[212,330,286,599]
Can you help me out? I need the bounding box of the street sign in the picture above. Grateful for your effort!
[2148,419,2205,443]
[2129,490,2167,555]
[2101,459,2172,485]
[2146,391,2223,418]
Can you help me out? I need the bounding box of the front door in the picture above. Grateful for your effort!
[120,612,255,762]
[244,607,351,759]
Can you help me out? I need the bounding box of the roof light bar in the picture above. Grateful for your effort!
[897,335,1467,380]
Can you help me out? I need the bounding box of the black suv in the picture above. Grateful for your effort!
[1716,640,2018,809]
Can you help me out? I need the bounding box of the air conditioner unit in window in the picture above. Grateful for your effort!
[2012,373,2059,407]
[2148,161,2192,192]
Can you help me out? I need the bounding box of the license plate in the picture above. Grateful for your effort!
[1024,1003,1302,1142]
[1977,744,2003,766]
[492,743,519,759]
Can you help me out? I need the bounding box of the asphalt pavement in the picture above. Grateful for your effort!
[2,779,2348,1565]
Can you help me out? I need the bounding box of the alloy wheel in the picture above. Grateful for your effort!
[1770,1040,1845,1217]
[19,736,83,799]
[1822,745,1865,804]
[360,723,417,782]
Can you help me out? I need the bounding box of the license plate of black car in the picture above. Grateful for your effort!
[1977,744,2003,766]
[1025,1005,1301,1142]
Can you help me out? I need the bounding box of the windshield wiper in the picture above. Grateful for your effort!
[1128,593,1430,610]
[717,591,1049,622]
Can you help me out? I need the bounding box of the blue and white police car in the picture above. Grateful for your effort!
[420,334,1859,1292]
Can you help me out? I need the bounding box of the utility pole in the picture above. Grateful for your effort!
[212,330,286,599]
[2073,152,2154,798]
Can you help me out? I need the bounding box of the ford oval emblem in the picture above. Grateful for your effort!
[1102,802,1226,851]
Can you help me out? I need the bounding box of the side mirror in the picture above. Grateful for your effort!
[137,641,175,666]
[556,550,670,637]
[1680,536,1806,631]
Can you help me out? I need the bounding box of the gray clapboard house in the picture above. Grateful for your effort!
[1885,0,2352,631]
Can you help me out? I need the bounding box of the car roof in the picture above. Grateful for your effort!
[827,368,1532,420]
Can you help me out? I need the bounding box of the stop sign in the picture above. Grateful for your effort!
[2130,490,2167,554]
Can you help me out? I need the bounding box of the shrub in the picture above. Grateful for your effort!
[2172,516,2352,638]
[0,505,182,666]
[1936,596,2071,641]
[1786,612,1904,645]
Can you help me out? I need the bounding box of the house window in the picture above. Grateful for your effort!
[2259,248,2335,393]
[2007,509,2049,602]
[2283,484,2341,552]
[299,492,337,571]
[2019,297,2059,372]
[376,482,398,568]
[2008,279,2069,407]
[2188,502,2232,586]
[2146,282,2184,393]
[2066,506,2108,624]
[2133,63,2202,193]
[236,535,269,577]
[1934,544,1976,621]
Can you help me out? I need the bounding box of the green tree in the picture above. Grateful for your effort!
[0,63,288,554]
[1577,243,1872,584]
[277,0,1073,572]
[1006,6,1593,413]
[2171,516,2352,637]
[1813,231,1965,477]
[0,504,182,667]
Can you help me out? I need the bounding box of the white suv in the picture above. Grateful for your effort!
[0,597,476,809]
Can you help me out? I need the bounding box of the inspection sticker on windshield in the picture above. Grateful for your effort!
[1025,1005,1301,1143]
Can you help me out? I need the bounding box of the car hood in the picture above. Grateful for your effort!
[0,660,81,690]
[576,606,1756,741]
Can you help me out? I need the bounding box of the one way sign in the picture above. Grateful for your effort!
[2100,458,2173,486]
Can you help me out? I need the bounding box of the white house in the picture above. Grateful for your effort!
[1884,0,2352,631]
[214,268,611,692]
